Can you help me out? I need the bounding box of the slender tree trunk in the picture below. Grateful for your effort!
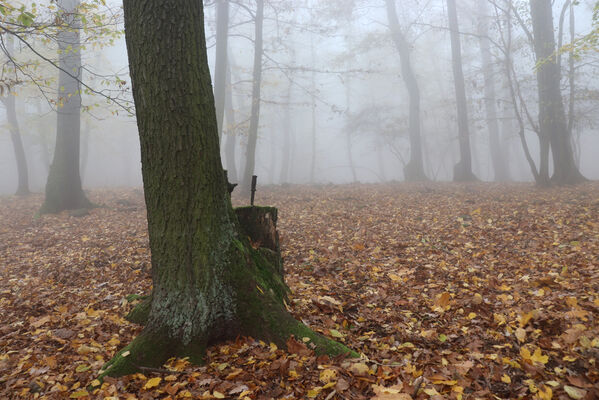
[80,120,90,185]
[2,95,30,195]
[344,79,357,183]
[101,0,354,378]
[242,0,264,193]
[2,37,29,196]
[446,0,477,182]
[309,37,317,183]
[279,79,292,184]
[567,1,575,141]
[385,0,427,181]
[530,0,585,184]
[477,0,509,181]
[214,0,229,139]
[224,53,238,183]
[501,2,541,183]
[40,0,90,213]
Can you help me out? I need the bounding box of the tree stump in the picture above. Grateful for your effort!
[235,206,283,277]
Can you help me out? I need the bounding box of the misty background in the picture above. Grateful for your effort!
[1,0,598,195]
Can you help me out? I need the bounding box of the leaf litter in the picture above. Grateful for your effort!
[0,183,598,399]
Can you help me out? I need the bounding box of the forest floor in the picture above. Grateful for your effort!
[0,183,598,400]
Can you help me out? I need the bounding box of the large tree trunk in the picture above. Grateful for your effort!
[241,0,264,193]
[529,0,585,184]
[2,95,30,195]
[385,0,427,181]
[446,0,477,182]
[40,0,90,213]
[101,0,354,378]
[213,0,229,139]
[477,0,509,182]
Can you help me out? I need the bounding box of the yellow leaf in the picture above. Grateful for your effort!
[472,293,483,305]
[467,312,477,319]
[432,380,458,386]
[494,313,506,326]
[531,348,548,364]
[319,368,337,384]
[213,391,225,399]
[307,387,322,398]
[349,362,371,375]
[423,388,440,396]
[565,297,578,308]
[501,374,511,384]
[371,384,412,399]
[69,390,89,398]
[143,377,161,390]
[515,328,526,343]
[537,385,553,400]
[564,385,586,399]
[519,311,534,327]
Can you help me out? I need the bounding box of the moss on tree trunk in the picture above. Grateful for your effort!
[101,0,355,379]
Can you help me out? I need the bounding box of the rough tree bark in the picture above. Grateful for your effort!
[40,0,90,213]
[213,0,229,139]
[1,94,30,195]
[529,0,585,184]
[477,0,509,182]
[385,0,427,181]
[100,0,354,378]
[242,0,264,193]
[446,0,477,182]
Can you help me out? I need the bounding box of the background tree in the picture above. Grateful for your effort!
[384,0,427,181]
[477,0,509,181]
[530,0,586,184]
[100,0,354,378]
[447,0,477,182]
[1,94,29,195]
[213,0,229,139]
[241,0,264,193]
[40,0,91,213]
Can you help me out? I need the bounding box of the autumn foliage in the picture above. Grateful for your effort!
[1,183,598,399]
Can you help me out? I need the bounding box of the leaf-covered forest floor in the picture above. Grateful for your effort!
[1,183,598,400]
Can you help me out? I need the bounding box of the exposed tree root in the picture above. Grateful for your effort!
[99,207,357,381]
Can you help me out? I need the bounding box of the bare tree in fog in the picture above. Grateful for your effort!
[214,0,229,140]
[223,53,238,183]
[477,0,510,181]
[530,0,586,184]
[446,0,477,182]
[40,0,91,213]
[384,0,427,181]
[241,0,264,193]
[1,37,30,195]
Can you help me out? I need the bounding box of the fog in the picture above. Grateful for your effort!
[1,0,598,195]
